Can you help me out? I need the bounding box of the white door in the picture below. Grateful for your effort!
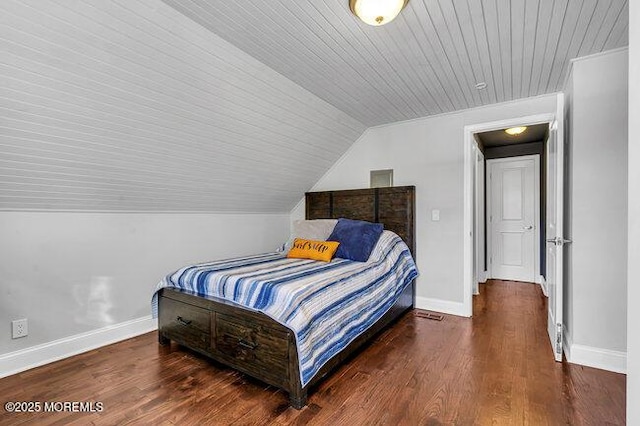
[546,107,567,361]
[488,156,539,283]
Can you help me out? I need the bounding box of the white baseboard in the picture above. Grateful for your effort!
[416,296,470,317]
[0,316,157,379]
[563,329,626,374]
[538,275,548,296]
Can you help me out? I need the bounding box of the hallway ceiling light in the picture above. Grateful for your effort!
[349,0,409,26]
[505,126,527,136]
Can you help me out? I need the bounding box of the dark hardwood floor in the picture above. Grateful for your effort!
[0,280,625,425]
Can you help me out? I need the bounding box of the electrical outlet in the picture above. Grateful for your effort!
[12,319,28,339]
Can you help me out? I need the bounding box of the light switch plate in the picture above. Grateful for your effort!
[431,209,440,221]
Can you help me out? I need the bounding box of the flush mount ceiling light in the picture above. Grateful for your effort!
[505,126,527,136]
[349,0,409,26]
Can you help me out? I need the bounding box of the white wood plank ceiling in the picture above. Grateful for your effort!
[0,0,365,212]
[162,0,629,127]
[0,0,629,212]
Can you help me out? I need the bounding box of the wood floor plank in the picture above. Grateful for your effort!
[0,280,625,425]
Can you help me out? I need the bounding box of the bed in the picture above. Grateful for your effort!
[153,186,416,408]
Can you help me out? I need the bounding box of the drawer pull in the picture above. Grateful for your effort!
[237,338,257,350]
[176,316,192,326]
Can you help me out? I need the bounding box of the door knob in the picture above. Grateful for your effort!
[523,225,534,230]
[546,237,573,245]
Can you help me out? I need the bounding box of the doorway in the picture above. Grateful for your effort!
[473,123,549,289]
[463,112,557,317]
[463,98,566,362]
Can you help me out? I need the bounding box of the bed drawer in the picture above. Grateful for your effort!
[159,296,211,351]
[214,313,290,386]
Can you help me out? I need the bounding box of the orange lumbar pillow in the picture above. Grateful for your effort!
[286,238,340,262]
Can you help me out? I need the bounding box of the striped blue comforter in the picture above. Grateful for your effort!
[151,231,418,387]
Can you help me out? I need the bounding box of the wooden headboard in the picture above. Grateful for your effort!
[305,186,415,257]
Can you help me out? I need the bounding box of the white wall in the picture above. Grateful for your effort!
[627,1,639,422]
[564,49,628,370]
[293,94,558,314]
[0,212,289,362]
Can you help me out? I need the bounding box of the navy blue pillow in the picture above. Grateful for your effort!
[327,218,384,262]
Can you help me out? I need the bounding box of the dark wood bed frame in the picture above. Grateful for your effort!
[157,186,415,408]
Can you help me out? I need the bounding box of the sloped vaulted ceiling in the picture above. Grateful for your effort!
[162,0,628,127]
[0,0,629,212]
[0,0,365,212]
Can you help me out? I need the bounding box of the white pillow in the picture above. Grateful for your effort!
[283,219,338,252]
